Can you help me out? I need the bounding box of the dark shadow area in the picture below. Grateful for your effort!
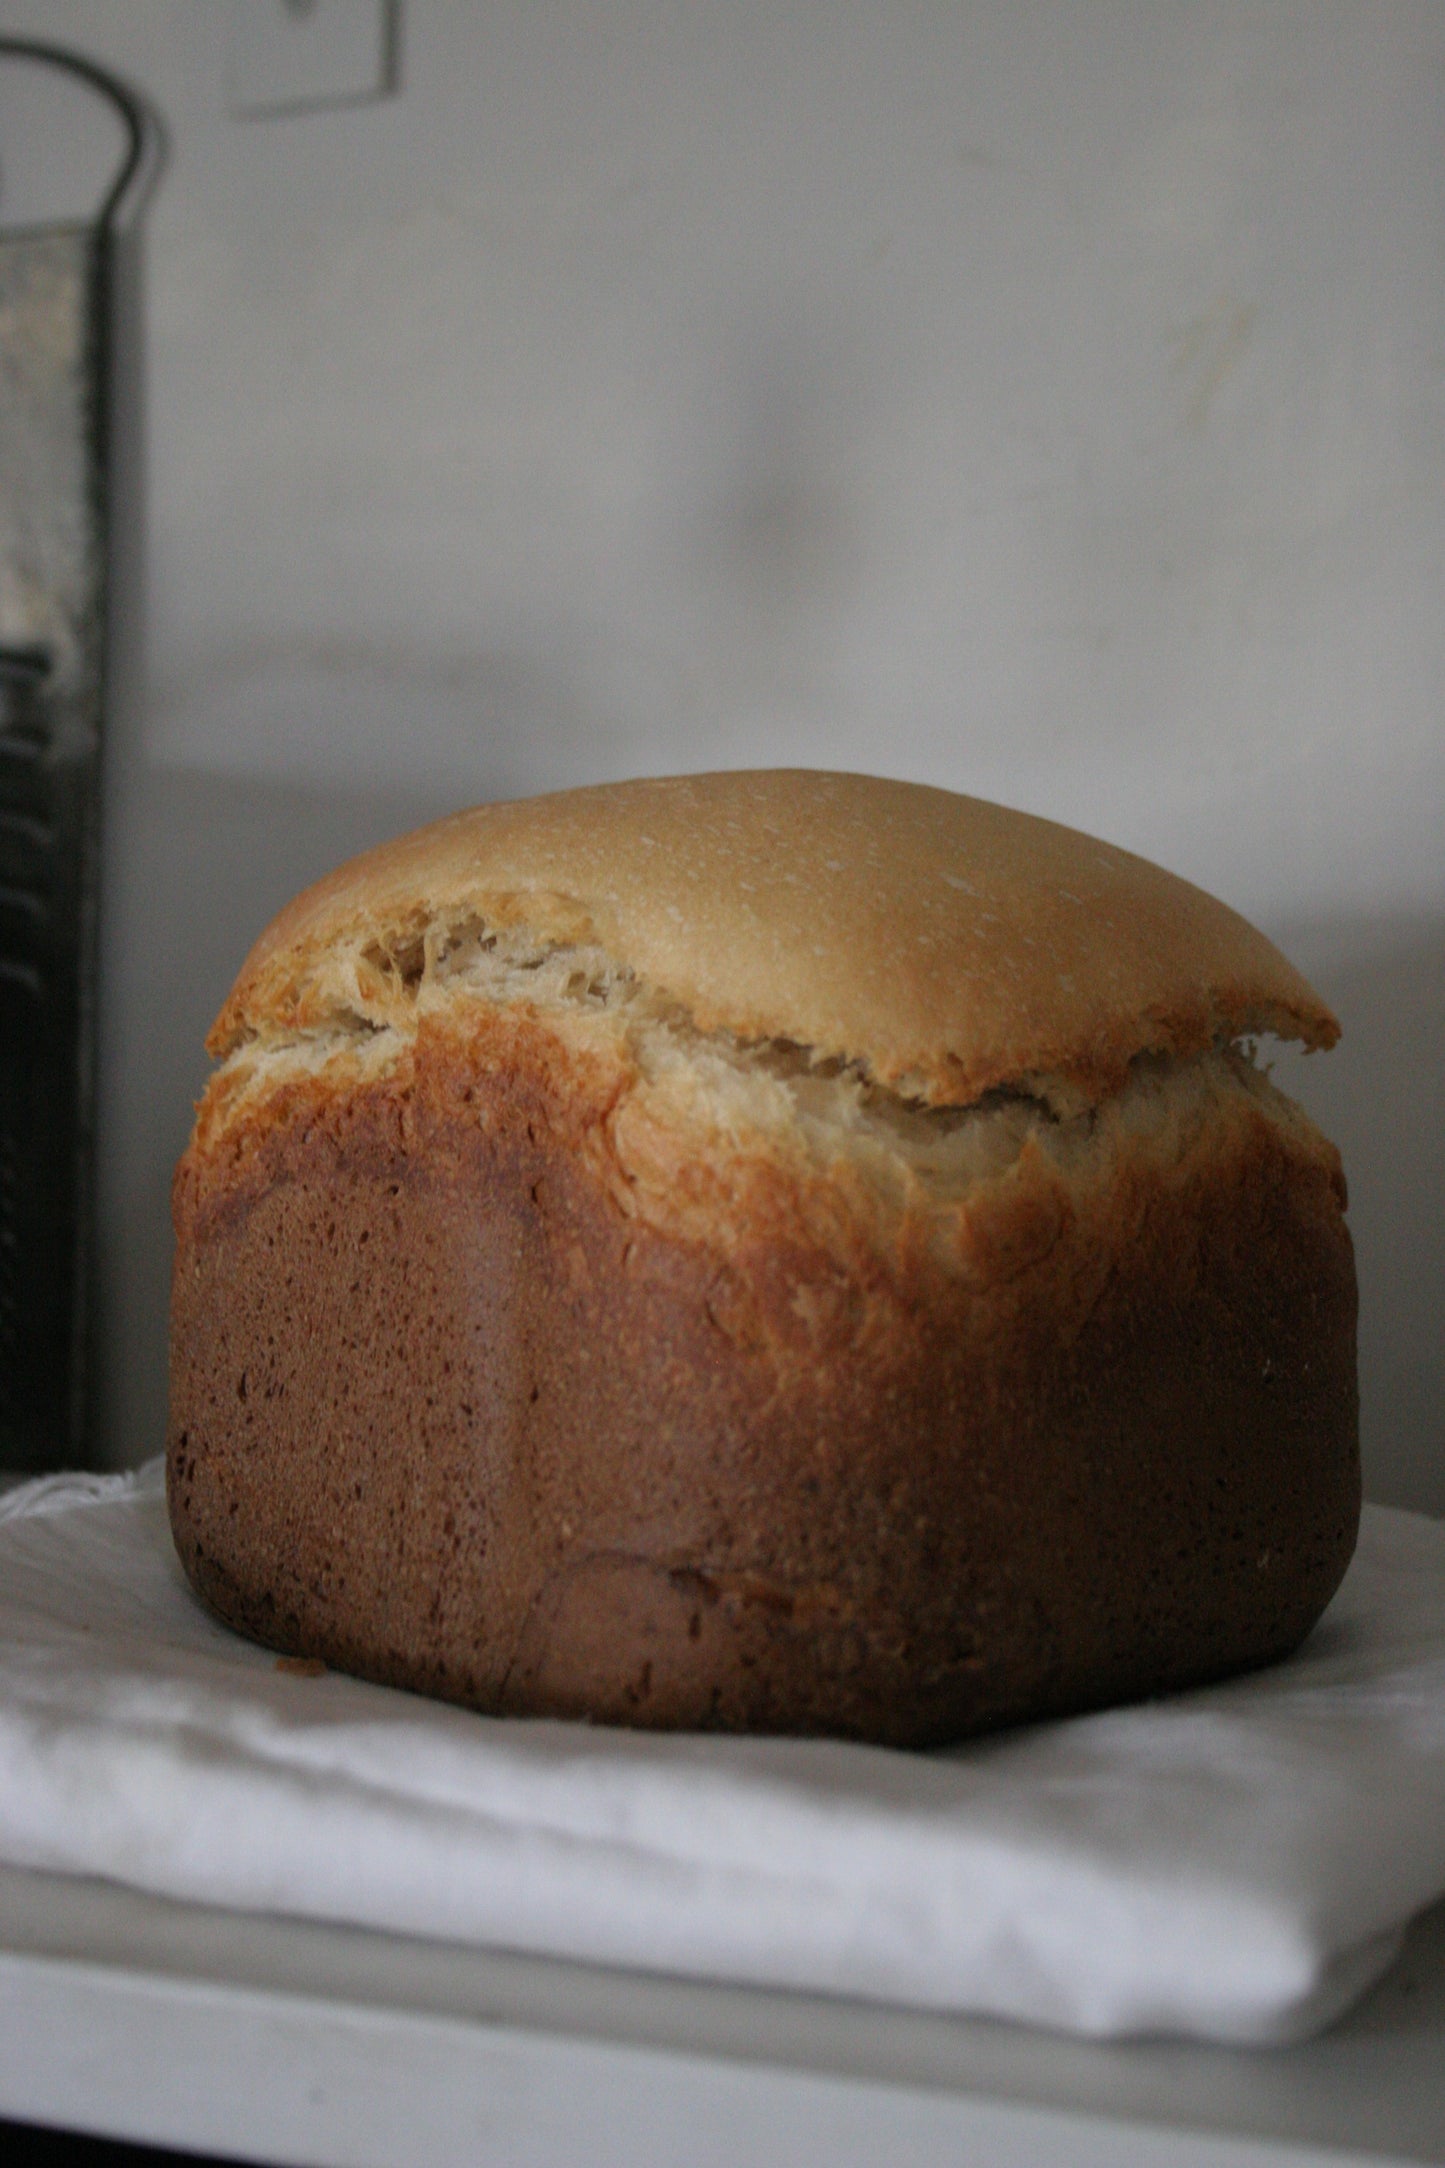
[0,2117,253,2165]
[1267,913,1445,1518]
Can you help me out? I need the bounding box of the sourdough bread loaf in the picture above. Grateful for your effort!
[167,771,1358,1745]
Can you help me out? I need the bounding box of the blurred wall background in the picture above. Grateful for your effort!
[1,1,1440,1506]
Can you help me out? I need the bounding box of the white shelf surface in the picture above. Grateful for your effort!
[0,1866,1442,2168]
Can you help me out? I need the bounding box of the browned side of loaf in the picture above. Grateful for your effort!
[167,1026,1359,1748]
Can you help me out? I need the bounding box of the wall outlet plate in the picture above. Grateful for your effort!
[227,0,398,120]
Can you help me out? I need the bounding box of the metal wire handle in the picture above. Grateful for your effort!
[0,34,161,233]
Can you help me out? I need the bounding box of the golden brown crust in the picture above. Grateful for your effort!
[207,773,1338,1105]
[168,1015,1359,1745]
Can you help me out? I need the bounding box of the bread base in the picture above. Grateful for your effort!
[167,1020,1358,1748]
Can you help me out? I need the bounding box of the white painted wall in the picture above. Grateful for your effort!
[1,2,1441,1501]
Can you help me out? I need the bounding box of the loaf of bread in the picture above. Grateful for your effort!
[167,771,1358,1746]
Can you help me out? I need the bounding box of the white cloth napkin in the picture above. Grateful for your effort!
[1,1462,1443,2047]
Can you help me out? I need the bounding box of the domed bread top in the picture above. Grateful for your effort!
[208,770,1338,1106]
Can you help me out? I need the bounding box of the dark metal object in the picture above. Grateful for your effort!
[0,40,155,1469]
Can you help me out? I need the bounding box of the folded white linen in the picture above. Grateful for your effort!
[0,1462,1442,2046]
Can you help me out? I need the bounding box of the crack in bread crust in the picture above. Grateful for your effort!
[193,930,1340,1277]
